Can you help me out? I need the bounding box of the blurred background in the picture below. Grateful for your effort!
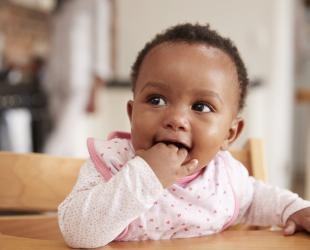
[0,0,310,199]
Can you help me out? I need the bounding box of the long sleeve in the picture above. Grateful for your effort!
[58,156,164,248]
[235,177,310,226]
[227,154,310,227]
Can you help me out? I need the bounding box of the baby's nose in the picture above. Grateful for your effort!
[163,108,190,131]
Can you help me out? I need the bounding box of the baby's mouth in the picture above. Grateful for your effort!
[155,140,191,152]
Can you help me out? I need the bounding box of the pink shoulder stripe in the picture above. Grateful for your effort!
[176,168,204,187]
[107,131,131,140]
[87,138,113,181]
[87,137,130,241]
[115,227,129,241]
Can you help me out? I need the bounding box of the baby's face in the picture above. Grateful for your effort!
[127,42,243,168]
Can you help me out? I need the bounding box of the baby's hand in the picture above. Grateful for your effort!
[283,207,310,235]
[136,143,199,188]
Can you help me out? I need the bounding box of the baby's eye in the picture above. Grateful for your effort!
[192,102,212,113]
[147,96,166,106]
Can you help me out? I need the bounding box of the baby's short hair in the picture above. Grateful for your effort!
[130,23,249,111]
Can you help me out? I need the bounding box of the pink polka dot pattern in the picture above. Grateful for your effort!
[59,135,240,247]
[120,154,236,241]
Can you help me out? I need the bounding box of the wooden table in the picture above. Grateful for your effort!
[1,230,309,250]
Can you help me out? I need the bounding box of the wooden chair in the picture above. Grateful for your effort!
[229,138,267,230]
[230,138,267,182]
[0,153,84,240]
[0,138,267,240]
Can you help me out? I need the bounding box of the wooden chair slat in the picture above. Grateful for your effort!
[0,138,267,239]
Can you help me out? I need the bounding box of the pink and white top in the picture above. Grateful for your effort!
[58,132,310,248]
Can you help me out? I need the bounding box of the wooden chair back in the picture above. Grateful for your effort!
[0,138,267,239]
[230,138,267,181]
[0,138,266,213]
[0,152,84,212]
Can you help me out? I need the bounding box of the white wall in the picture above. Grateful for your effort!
[90,87,132,139]
[111,0,297,188]
[265,0,295,188]
[115,0,274,80]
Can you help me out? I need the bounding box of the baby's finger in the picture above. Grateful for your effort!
[283,220,297,236]
[177,147,188,160]
[180,159,199,176]
[299,217,310,233]
[166,143,179,151]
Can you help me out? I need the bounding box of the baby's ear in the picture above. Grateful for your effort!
[220,117,244,150]
[127,100,134,124]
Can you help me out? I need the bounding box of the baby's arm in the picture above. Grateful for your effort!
[236,178,310,229]
[58,157,164,248]
[228,154,310,233]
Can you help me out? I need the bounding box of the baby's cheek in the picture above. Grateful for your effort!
[193,150,215,168]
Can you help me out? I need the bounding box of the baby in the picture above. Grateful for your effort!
[58,23,310,248]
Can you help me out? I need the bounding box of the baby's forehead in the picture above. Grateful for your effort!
[152,41,232,58]
[133,42,240,112]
